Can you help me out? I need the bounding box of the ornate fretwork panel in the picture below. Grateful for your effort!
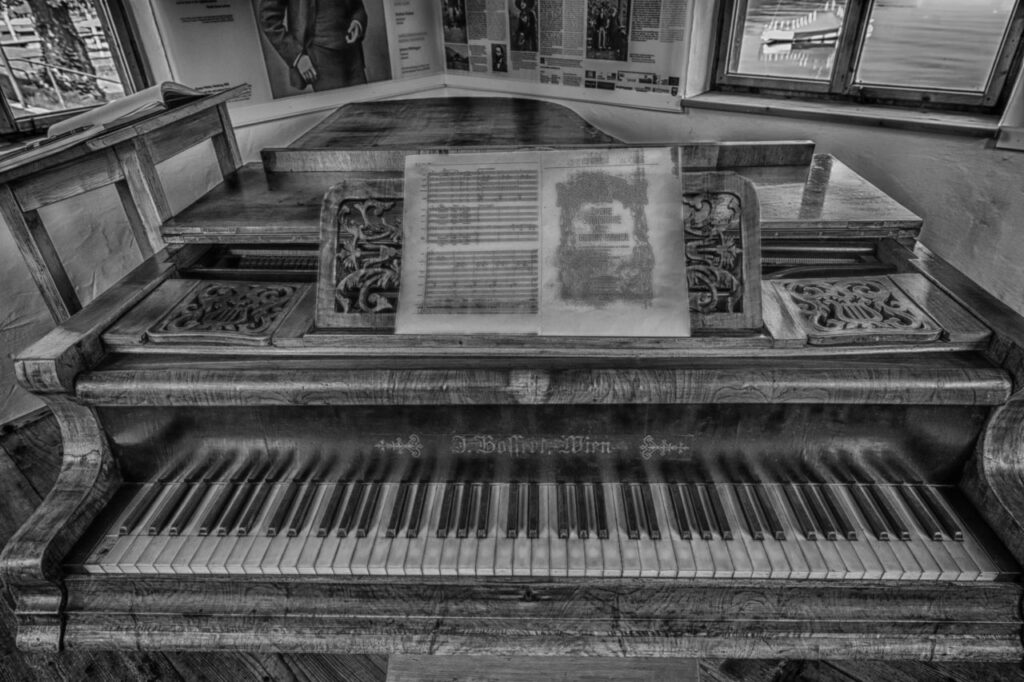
[683,190,743,316]
[681,172,762,329]
[316,179,405,329]
[149,281,305,345]
[779,276,943,345]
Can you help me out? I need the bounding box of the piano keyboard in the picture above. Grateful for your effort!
[79,473,1017,580]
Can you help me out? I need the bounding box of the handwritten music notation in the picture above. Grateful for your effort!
[420,250,539,315]
[425,168,539,246]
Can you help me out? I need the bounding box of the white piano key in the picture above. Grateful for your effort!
[878,485,937,580]
[359,483,398,576]
[242,481,289,576]
[656,484,695,578]
[493,485,514,577]
[547,485,569,578]
[117,482,182,575]
[476,484,498,578]
[91,487,149,575]
[226,486,279,575]
[898,486,962,581]
[713,484,755,579]
[440,484,465,577]
[920,489,980,581]
[931,487,997,581]
[385,482,415,577]
[296,482,336,576]
[565,485,587,578]
[696,485,734,578]
[332,484,370,576]
[610,483,641,578]
[402,482,438,577]
[581,484,605,578]
[313,482,351,576]
[648,484,679,578]
[457,484,482,577]
[283,482,331,575]
[761,484,807,580]
[771,484,828,580]
[530,483,551,578]
[511,484,532,576]
[421,482,447,577]
[828,484,883,580]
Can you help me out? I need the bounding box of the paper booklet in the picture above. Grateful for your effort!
[46,81,204,138]
[396,147,689,337]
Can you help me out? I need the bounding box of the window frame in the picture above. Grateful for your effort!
[0,0,151,137]
[713,0,1024,114]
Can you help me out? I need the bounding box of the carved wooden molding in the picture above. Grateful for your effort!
[148,280,306,346]
[0,398,121,651]
[778,276,942,345]
[682,172,762,330]
[316,178,405,330]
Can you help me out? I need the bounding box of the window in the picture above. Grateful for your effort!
[714,0,1024,113]
[0,0,149,135]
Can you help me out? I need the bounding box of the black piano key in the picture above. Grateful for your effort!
[436,482,456,539]
[576,483,590,539]
[556,483,570,539]
[868,485,912,541]
[201,460,255,537]
[821,485,857,541]
[355,482,382,538]
[337,481,367,538]
[287,478,322,537]
[527,482,540,539]
[736,484,765,541]
[849,483,890,541]
[802,485,839,541]
[476,483,491,539]
[146,461,205,535]
[317,481,348,537]
[265,461,309,538]
[639,483,660,540]
[119,481,167,535]
[455,483,474,539]
[620,484,640,540]
[387,482,412,539]
[753,485,785,541]
[218,459,271,536]
[235,457,289,536]
[668,484,692,539]
[506,482,520,539]
[703,484,732,541]
[783,484,818,540]
[168,457,232,536]
[898,484,944,541]
[406,481,429,538]
[593,483,609,540]
[920,486,963,541]
[683,484,713,540]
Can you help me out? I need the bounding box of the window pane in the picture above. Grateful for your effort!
[731,0,849,81]
[0,4,126,119]
[856,0,1018,92]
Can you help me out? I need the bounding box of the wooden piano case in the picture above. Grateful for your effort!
[3,99,1024,664]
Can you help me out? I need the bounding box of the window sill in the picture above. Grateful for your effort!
[680,92,1000,138]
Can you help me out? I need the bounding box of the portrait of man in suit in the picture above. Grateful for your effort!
[258,0,369,92]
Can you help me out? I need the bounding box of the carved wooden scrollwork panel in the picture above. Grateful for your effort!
[316,178,405,329]
[778,276,943,345]
[681,172,762,329]
[148,281,306,346]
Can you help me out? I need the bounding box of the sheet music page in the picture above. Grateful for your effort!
[397,148,688,337]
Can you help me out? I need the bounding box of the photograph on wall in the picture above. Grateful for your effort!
[442,0,467,44]
[253,0,392,98]
[508,0,538,52]
[587,0,630,61]
[445,43,470,70]
[492,43,508,72]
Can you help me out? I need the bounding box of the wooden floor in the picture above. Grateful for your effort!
[2,412,1022,681]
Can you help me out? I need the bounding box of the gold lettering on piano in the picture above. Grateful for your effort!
[373,434,423,457]
[451,434,612,457]
[639,434,693,460]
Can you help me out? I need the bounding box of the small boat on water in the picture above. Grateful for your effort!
[761,0,843,45]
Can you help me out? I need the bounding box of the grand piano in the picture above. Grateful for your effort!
[3,97,1024,667]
